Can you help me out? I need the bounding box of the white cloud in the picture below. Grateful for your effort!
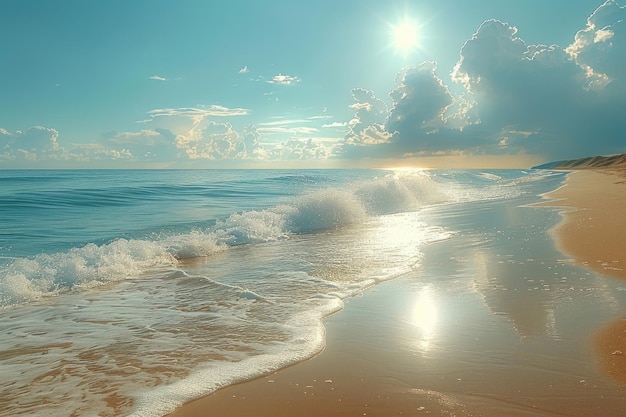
[148,75,167,81]
[339,6,626,162]
[267,73,300,85]
[567,0,626,89]
[258,119,310,127]
[322,122,348,128]
[0,126,60,159]
[102,129,180,161]
[239,66,249,74]
[174,122,268,161]
[148,105,249,120]
[343,88,391,147]
[269,138,336,160]
[0,126,136,163]
[257,126,319,135]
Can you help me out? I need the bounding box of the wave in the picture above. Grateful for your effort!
[0,171,447,308]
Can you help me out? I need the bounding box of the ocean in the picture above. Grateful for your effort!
[0,168,601,416]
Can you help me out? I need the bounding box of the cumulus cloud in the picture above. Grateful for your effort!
[174,121,268,160]
[339,2,626,161]
[386,62,453,137]
[567,0,626,89]
[0,126,135,164]
[103,129,180,160]
[240,125,268,159]
[239,66,250,74]
[344,88,392,146]
[181,122,240,159]
[269,138,335,160]
[449,13,626,157]
[0,126,60,161]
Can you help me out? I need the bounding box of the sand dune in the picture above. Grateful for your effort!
[540,153,626,169]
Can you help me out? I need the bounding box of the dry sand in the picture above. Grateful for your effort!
[167,168,626,417]
[539,168,626,389]
[538,168,626,281]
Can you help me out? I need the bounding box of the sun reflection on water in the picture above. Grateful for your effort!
[408,287,439,351]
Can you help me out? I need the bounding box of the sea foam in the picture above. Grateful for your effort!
[0,171,446,308]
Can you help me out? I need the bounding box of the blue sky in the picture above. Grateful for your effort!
[1,0,624,168]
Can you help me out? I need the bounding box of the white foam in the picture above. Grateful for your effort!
[289,189,367,232]
[0,239,177,307]
[0,171,452,309]
[128,297,343,417]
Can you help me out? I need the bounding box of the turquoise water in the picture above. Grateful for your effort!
[0,169,570,416]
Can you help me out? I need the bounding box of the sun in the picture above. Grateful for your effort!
[391,18,420,55]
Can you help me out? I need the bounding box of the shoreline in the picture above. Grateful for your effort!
[166,169,626,417]
[538,168,626,280]
[165,276,461,417]
[539,168,626,388]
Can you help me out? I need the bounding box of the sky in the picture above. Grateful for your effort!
[1,0,625,169]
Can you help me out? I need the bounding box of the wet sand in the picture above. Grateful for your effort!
[539,168,626,280]
[168,170,626,417]
[539,168,626,390]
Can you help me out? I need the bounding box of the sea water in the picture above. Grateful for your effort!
[0,169,566,416]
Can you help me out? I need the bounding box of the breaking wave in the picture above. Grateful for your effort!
[0,171,448,308]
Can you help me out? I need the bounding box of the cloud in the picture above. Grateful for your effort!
[103,129,180,160]
[148,105,249,120]
[258,119,310,127]
[449,15,626,157]
[257,126,319,135]
[240,125,268,159]
[239,66,249,74]
[0,126,135,164]
[344,88,391,147]
[0,126,60,161]
[340,3,626,162]
[180,121,240,159]
[567,0,626,89]
[267,73,300,85]
[148,75,167,81]
[386,61,453,138]
[269,138,336,160]
[322,122,348,128]
[74,145,133,160]
[175,121,267,160]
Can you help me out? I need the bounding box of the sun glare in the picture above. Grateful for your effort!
[392,18,419,55]
[408,287,438,351]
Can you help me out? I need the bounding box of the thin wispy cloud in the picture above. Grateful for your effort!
[257,126,319,134]
[258,119,310,127]
[239,66,249,74]
[148,75,167,81]
[148,105,250,119]
[322,122,348,128]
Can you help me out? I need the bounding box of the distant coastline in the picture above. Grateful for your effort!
[533,153,626,170]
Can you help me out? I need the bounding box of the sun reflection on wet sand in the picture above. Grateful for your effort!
[407,287,439,351]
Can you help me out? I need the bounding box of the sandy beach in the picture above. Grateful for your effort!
[539,168,626,393]
[168,169,626,417]
[539,168,626,280]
